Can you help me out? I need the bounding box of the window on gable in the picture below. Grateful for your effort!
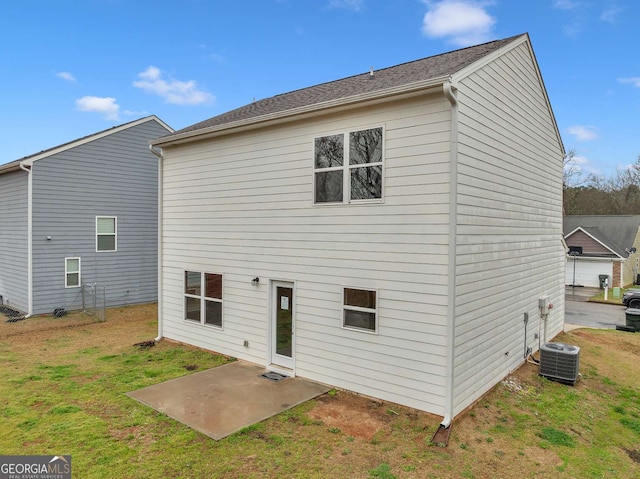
[184,271,223,328]
[96,216,117,252]
[314,127,383,204]
[65,257,81,288]
[343,287,377,333]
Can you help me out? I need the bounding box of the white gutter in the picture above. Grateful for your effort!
[441,79,458,428]
[149,144,164,342]
[19,162,33,318]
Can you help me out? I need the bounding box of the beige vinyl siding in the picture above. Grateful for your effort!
[162,94,453,413]
[0,170,29,312]
[452,42,565,414]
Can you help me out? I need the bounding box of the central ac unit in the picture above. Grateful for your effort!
[539,342,580,385]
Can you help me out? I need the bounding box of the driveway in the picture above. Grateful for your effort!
[565,286,626,330]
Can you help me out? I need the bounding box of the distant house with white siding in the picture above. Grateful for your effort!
[0,115,173,317]
[151,34,565,425]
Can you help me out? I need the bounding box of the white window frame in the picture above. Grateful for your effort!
[342,287,378,334]
[313,126,384,205]
[184,271,223,329]
[65,257,81,288]
[96,216,117,252]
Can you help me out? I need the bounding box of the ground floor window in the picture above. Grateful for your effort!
[65,257,81,288]
[343,287,377,332]
[184,271,223,328]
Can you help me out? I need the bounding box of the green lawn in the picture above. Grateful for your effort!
[590,286,635,304]
[1,304,639,478]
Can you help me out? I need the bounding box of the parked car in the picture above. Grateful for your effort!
[622,289,640,308]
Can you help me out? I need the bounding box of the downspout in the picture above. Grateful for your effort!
[441,79,458,428]
[149,144,164,342]
[19,162,33,318]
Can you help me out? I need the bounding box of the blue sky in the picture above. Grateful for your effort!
[1,0,638,178]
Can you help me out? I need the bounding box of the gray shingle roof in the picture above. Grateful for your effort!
[162,34,524,141]
[564,215,640,258]
[0,115,172,176]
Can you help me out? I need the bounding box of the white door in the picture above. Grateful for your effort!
[270,281,294,370]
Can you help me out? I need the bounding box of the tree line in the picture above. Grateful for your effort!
[563,150,640,215]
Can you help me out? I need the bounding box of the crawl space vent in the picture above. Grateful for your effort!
[539,342,580,385]
[259,371,289,382]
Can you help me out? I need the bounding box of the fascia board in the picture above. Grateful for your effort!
[564,227,582,238]
[0,161,23,175]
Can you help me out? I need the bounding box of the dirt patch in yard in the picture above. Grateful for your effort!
[308,392,398,441]
[0,303,157,349]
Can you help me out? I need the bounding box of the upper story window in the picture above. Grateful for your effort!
[314,127,383,204]
[96,216,117,252]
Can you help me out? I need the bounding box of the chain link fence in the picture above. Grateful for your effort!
[82,283,106,322]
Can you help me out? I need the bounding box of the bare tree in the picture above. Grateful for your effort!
[563,148,584,214]
[564,153,640,215]
[563,148,583,189]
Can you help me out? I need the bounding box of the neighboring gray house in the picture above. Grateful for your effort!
[151,34,565,425]
[564,215,640,288]
[0,115,173,316]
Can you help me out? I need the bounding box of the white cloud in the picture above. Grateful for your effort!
[564,153,601,178]
[561,21,582,37]
[567,125,598,141]
[553,0,582,10]
[122,109,149,117]
[209,53,226,63]
[421,1,496,47]
[199,44,226,63]
[618,162,637,173]
[56,71,77,82]
[328,0,363,11]
[552,0,587,36]
[75,96,120,121]
[133,66,215,105]
[619,77,640,87]
[571,155,591,169]
[600,6,622,22]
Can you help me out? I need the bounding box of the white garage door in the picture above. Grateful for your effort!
[565,258,613,287]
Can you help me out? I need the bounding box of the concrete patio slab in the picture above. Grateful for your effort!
[127,361,330,440]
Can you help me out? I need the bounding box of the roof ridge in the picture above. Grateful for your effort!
[269,34,525,101]
[157,33,526,143]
